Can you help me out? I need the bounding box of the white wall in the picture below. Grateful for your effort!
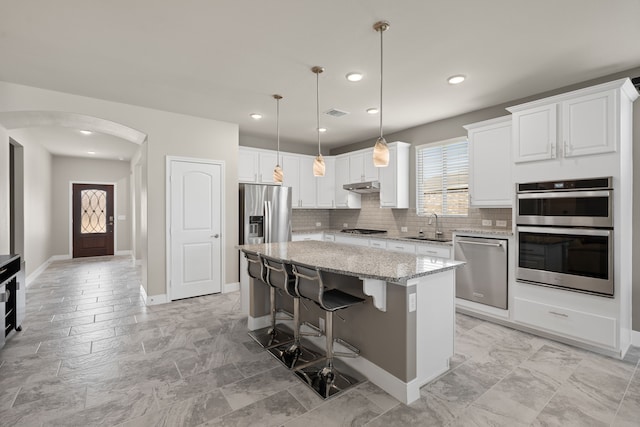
[4,129,53,277]
[0,81,239,298]
[50,156,131,256]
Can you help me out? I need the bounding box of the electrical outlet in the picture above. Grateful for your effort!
[318,317,325,332]
[343,223,348,228]
[401,226,408,232]
[482,219,492,226]
[409,293,417,312]
[496,220,507,227]
[315,222,322,227]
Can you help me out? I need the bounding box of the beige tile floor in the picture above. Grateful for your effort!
[0,256,639,426]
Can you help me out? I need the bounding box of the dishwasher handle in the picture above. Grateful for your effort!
[457,240,504,248]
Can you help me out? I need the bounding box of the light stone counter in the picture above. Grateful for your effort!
[454,228,514,236]
[238,240,462,284]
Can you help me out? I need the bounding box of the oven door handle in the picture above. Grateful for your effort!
[517,190,611,199]
[517,226,611,236]
[457,240,504,248]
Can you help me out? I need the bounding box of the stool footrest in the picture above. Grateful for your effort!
[276,309,293,320]
[332,337,359,358]
[300,321,323,337]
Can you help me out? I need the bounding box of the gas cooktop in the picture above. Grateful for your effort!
[340,228,387,235]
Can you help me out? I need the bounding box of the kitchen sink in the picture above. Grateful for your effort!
[405,236,452,243]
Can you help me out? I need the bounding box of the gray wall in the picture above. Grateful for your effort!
[332,67,640,332]
[51,156,131,256]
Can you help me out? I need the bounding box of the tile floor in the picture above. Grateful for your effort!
[0,256,639,426]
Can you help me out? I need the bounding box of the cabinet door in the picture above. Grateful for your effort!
[258,151,278,184]
[282,154,301,208]
[362,148,379,181]
[562,90,615,158]
[349,152,365,182]
[299,156,317,208]
[469,120,512,207]
[513,104,557,163]
[335,156,361,208]
[238,148,259,182]
[316,157,335,208]
[379,143,409,208]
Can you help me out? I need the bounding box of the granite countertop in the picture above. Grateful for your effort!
[237,241,463,284]
[293,229,453,246]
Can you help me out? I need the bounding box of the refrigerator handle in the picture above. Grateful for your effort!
[264,201,272,242]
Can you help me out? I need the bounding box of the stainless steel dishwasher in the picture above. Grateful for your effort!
[454,235,508,309]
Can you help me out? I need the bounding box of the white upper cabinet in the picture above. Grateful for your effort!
[511,104,557,163]
[465,117,512,207]
[316,157,336,208]
[282,154,301,207]
[238,147,280,184]
[508,79,633,164]
[298,156,317,208]
[379,142,410,208]
[335,154,362,209]
[562,90,615,158]
[349,148,379,182]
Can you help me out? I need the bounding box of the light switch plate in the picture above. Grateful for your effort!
[315,222,322,227]
[401,226,408,232]
[482,219,492,226]
[496,220,507,227]
[343,223,348,228]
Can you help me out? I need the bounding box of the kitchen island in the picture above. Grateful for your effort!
[238,240,464,404]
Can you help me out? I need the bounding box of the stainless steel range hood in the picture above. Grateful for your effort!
[343,181,380,193]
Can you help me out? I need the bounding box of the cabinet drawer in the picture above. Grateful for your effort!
[0,258,20,285]
[415,244,451,259]
[513,297,616,348]
[369,239,387,249]
[323,233,335,242]
[387,242,415,254]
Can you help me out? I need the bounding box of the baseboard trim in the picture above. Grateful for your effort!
[50,254,72,261]
[223,281,240,293]
[26,254,72,287]
[145,294,168,305]
[632,330,640,347]
[115,250,132,256]
[248,315,271,331]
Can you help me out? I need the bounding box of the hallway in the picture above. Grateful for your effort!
[0,256,639,426]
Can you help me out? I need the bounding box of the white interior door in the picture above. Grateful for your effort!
[170,159,222,300]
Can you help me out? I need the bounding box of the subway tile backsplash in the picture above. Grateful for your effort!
[292,193,512,239]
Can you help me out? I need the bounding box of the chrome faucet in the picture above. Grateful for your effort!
[428,212,443,239]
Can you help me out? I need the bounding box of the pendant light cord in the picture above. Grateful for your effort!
[379,26,384,140]
[316,71,321,156]
[276,97,280,163]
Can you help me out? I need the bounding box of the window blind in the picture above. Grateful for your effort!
[416,137,469,216]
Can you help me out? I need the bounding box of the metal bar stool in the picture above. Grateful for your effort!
[262,254,323,369]
[290,261,365,399]
[244,250,293,349]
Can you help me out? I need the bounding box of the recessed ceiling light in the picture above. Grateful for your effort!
[346,72,363,82]
[87,151,96,155]
[366,108,379,115]
[318,128,327,133]
[447,75,466,85]
[80,130,93,135]
[249,113,262,120]
[118,157,124,161]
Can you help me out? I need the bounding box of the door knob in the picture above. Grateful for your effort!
[212,234,220,238]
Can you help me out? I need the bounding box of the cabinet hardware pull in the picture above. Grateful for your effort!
[0,268,6,275]
[549,310,568,318]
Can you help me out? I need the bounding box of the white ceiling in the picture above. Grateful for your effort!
[1,0,639,155]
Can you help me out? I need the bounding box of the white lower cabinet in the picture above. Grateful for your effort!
[334,235,369,247]
[513,297,617,349]
[292,233,323,242]
[415,244,451,259]
[369,238,387,249]
[323,233,335,242]
[386,241,415,254]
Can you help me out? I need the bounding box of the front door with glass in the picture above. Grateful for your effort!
[72,183,115,258]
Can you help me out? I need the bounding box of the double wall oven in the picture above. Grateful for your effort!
[516,177,614,296]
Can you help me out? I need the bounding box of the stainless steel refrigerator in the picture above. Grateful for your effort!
[239,184,292,245]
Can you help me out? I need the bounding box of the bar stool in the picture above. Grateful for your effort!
[290,261,365,399]
[244,250,293,349]
[261,254,323,369]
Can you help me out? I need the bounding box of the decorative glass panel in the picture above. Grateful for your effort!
[80,189,107,234]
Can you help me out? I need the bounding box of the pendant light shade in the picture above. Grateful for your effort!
[372,20,390,167]
[312,66,326,177]
[272,94,284,183]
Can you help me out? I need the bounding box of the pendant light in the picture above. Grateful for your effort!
[272,94,284,183]
[312,66,326,177]
[372,20,390,167]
